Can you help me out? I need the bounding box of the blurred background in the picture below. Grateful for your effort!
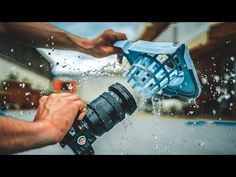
[1,22,236,154]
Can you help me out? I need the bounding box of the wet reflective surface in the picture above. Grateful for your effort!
[5,110,236,155]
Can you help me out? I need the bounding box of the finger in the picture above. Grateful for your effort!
[47,93,73,100]
[58,93,73,97]
[102,46,122,55]
[103,28,114,34]
[74,100,87,111]
[39,96,48,105]
[76,101,87,120]
[79,103,87,112]
[113,32,127,41]
[64,95,81,101]
[78,111,86,120]
[35,96,48,119]
[106,32,126,44]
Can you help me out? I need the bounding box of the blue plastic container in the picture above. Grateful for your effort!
[114,40,201,100]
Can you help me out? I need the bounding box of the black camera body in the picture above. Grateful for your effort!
[60,83,137,155]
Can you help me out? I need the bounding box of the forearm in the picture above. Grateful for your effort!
[0,116,53,154]
[0,22,90,53]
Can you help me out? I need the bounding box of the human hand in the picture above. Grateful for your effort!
[34,93,86,144]
[84,29,127,58]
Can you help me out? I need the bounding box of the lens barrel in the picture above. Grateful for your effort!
[60,83,137,155]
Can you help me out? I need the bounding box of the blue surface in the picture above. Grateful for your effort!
[212,121,236,126]
[186,120,236,127]
[185,120,207,126]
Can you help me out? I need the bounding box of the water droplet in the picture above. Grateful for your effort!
[154,145,159,149]
[10,48,14,53]
[198,142,205,146]
[25,92,31,96]
[224,94,231,100]
[39,64,43,68]
[20,83,25,88]
[28,62,31,66]
[201,77,208,84]
[151,94,163,120]
[213,75,220,82]
[10,66,16,71]
[188,111,194,115]
[212,109,216,115]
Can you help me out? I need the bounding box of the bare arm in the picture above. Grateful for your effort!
[0,22,87,52]
[0,93,86,154]
[0,117,53,154]
[0,22,127,58]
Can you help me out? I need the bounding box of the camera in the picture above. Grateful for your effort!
[60,83,137,155]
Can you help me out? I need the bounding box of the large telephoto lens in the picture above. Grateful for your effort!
[60,82,137,155]
[84,82,137,136]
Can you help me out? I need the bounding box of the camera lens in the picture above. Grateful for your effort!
[84,82,137,136]
[60,82,137,155]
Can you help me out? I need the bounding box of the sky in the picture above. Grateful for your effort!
[50,22,145,39]
[37,22,147,75]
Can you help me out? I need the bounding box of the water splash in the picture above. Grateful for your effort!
[77,61,122,87]
[150,93,164,150]
[151,93,164,120]
[198,142,205,146]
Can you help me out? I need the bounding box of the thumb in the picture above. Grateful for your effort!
[102,46,123,55]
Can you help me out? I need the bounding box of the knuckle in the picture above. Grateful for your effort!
[70,101,78,108]
[104,28,113,33]
[75,100,86,108]
[121,33,127,38]
[102,49,111,55]
[49,93,56,98]
[39,96,47,103]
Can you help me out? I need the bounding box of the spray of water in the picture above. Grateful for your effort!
[151,93,164,120]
